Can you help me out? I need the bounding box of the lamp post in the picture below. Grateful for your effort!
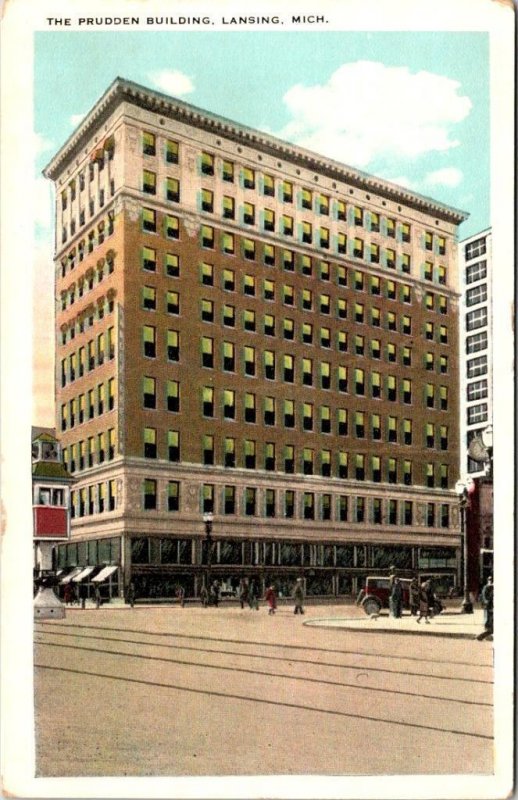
[481,424,493,479]
[203,512,213,593]
[455,479,473,614]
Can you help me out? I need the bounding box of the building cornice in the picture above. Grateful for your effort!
[44,77,469,226]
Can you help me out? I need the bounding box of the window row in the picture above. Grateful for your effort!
[142,410,449,449]
[62,429,116,472]
[61,379,116,431]
[60,215,115,279]
[61,184,116,245]
[60,138,115,211]
[60,328,115,386]
[60,295,116,345]
[70,480,117,516]
[139,478,452,525]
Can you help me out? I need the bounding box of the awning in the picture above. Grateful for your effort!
[60,567,82,584]
[91,565,118,583]
[72,566,96,583]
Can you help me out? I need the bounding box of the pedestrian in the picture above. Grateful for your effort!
[265,585,277,615]
[127,581,136,608]
[94,583,101,609]
[176,584,185,608]
[409,576,420,616]
[63,583,73,605]
[78,582,87,610]
[476,576,493,641]
[416,580,432,623]
[199,583,208,607]
[210,580,220,608]
[389,576,403,618]
[293,578,305,615]
[388,565,397,589]
[238,579,249,609]
[248,579,260,610]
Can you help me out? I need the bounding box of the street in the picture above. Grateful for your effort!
[34,603,493,777]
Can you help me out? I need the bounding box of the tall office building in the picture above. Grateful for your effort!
[44,78,467,600]
[459,228,493,477]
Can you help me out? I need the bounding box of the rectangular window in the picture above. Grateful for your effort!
[142,246,156,272]
[467,355,488,378]
[242,167,255,189]
[466,260,487,284]
[142,285,156,311]
[203,435,214,465]
[165,139,179,163]
[223,269,235,292]
[466,307,488,331]
[222,160,234,182]
[224,486,236,514]
[167,380,180,412]
[143,131,156,156]
[201,225,214,248]
[201,152,214,176]
[264,209,275,233]
[168,482,180,512]
[142,207,156,233]
[466,331,488,354]
[166,253,179,277]
[143,325,156,358]
[142,170,156,195]
[284,490,295,518]
[466,285,488,306]
[168,430,180,461]
[465,237,486,260]
[144,427,157,458]
[165,215,179,239]
[223,304,235,327]
[223,389,236,420]
[467,379,488,400]
[201,188,213,212]
[143,479,157,510]
[166,290,179,315]
[467,403,488,424]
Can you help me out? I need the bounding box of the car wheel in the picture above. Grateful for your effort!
[363,598,381,616]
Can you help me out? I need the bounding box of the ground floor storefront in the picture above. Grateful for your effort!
[55,534,459,603]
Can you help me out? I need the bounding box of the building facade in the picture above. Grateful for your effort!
[32,429,73,578]
[44,78,467,601]
[459,228,493,477]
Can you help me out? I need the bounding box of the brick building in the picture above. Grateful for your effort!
[44,77,467,601]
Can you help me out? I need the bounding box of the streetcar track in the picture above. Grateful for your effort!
[35,638,493,705]
[34,622,494,670]
[35,663,494,741]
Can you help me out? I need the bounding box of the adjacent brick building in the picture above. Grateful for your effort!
[44,78,467,600]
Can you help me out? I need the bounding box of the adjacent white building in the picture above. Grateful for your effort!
[459,228,492,477]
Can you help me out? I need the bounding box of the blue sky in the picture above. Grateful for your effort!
[32,29,489,424]
[34,30,489,239]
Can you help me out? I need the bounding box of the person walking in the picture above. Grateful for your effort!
[94,583,101,609]
[238,579,249,610]
[199,583,208,607]
[293,578,305,615]
[210,580,220,608]
[476,576,493,641]
[389,576,403,618]
[78,582,87,610]
[248,579,259,610]
[127,581,136,608]
[416,580,432,623]
[265,585,277,615]
[409,576,420,616]
[176,584,185,608]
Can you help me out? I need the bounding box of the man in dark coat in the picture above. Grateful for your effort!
[476,577,493,640]
[389,577,403,618]
[293,578,305,614]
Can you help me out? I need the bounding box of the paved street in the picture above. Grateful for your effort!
[34,603,493,777]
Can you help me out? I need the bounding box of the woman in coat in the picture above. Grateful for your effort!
[416,580,432,623]
[265,585,277,615]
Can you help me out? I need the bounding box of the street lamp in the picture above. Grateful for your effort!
[454,479,474,614]
[203,512,213,592]
[481,424,493,478]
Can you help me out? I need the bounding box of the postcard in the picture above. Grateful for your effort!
[0,0,514,797]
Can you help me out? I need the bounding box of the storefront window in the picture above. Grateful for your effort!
[336,545,354,567]
[279,543,301,566]
[218,540,242,565]
[372,546,412,569]
[131,537,150,564]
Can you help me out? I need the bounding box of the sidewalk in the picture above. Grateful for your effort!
[304,608,489,639]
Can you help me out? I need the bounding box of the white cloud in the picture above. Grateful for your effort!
[424,167,463,188]
[148,69,195,97]
[70,113,86,127]
[275,61,472,168]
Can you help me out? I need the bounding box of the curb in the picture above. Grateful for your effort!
[303,618,484,640]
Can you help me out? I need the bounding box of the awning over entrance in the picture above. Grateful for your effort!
[91,565,118,583]
[72,566,96,583]
[60,567,82,584]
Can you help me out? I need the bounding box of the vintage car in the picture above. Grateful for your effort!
[356,576,444,616]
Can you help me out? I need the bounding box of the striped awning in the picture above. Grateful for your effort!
[72,566,96,583]
[91,565,118,583]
